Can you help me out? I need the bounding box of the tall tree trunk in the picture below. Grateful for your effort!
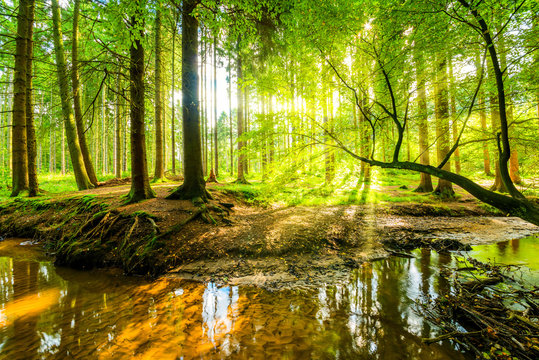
[26,0,38,196]
[167,0,209,200]
[244,86,250,175]
[102,85,107,174]
[323,81,332,185]
[414,47,433,192]
[115,73,122,178]
[476,52,492,176]
[126,6,155,203]
[488,60,507,193]
[498,32,521,185]
[228,53,233,176]
[433,53,454,196]
[51,0,93,190]
[268,95,274,164]
[72,0,98,186]
[458,0,523,199]
[235,47,247,184]
[154,9,164,180]
[448,56,461,174]
[171,9,177,175]
[11,0,29,196]
[202,30,207,176]
[213,34,218,178]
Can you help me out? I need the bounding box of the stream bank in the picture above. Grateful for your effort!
[0,184,537,289]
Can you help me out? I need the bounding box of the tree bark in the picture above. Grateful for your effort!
[488,62,507,193]
[448,56,461,174]
[126,6,155,203]
[115,73,122,179]
[11,0,29,196]
[457,0,523,200]
[154,9,164,180]
[475,52,492,176]
[414,47,433,192]
[228,53,234,176]
[235,45,248,184]
[167,0,209,200]
[433,53,454,196]
[323,82,332,185]
[72,0,98,186]
[26,0,38,196]
[52,0,93,190]
[171,9,177,175]
[213,34,218,178]
[498,32,521,185]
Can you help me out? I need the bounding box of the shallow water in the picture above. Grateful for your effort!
[0,237,536,359]
[467,236,539,284]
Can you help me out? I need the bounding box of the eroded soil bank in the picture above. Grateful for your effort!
[0,183,537,290]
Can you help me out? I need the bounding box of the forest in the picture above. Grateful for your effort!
[0,0,538,359]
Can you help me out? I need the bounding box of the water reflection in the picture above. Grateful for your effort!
[468,236,539,284]
[0,241,474,359]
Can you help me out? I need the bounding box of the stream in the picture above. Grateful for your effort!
[0,236,537,359]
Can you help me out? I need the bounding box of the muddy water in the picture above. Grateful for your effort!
[0,238,536,360]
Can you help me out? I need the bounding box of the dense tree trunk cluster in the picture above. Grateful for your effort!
[1,0,538,225]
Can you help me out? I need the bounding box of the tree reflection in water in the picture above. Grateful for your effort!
[0,245,474,359]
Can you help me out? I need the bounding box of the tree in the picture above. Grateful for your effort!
[299,0,539,225]
[72,0,98,187]
[11,0,30,196]
[154,8,165,181]
[433,53,454,196]
[476,51,492,176]
[126,2,155,203]
[413,46,433,193]
[26,0,38,197]
[234,46,248,184]
[51,0,94,190]
[167,0,210,201]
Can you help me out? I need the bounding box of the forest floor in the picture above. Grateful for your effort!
[0,178,538,290]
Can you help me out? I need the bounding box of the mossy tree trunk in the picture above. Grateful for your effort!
[51,0,93,190]
[127,5,155,203]
[154,9,164,181]
[72,0,98,187]
[26,0,38,197]
[167,0,209,201]
[11,0,29,197]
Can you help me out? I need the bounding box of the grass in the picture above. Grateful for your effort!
[0,173,125,201]
[218,168,457,207]
[2,168,537,209]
